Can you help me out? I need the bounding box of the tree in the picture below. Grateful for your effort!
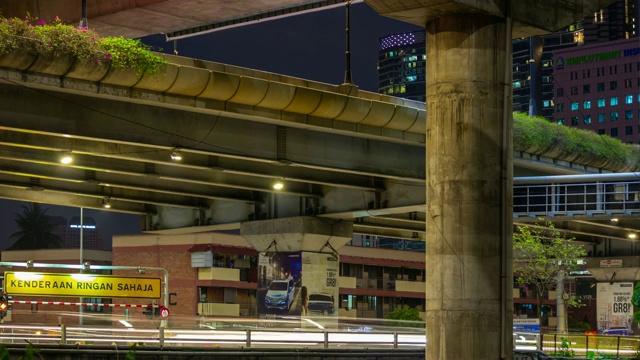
[513,219,586,330]
[385,307,425,328]
[7,203,63,250]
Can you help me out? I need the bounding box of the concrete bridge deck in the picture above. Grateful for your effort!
[0,50,635,243]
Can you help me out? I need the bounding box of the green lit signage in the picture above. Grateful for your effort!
[562,46,640,67]
[566,50,621,65]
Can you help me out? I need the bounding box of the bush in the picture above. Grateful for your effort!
[513,112,636,170]
[385,307,425,328]
[0,15,167,76]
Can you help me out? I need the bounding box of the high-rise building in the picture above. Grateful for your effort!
[377,30,426,102]
[49,216,68,244]
[51,216,104,250]
[583,0,639,43]
[67,216,103,249]
[512,29,584,120]
[377,0,639,122]
[553,38,640,143]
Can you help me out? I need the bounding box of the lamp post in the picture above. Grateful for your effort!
[79,207,84,325]
[343,0,352,85]
[79,0,88,28]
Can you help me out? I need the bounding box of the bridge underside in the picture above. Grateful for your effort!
[0,0,352,39]
[0,65,635,246]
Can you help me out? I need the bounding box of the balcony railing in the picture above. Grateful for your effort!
[514,181,640,218]
[347,277,424,291]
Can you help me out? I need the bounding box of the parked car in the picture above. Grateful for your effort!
[307,293,335,315]
[602,326,633,336]
[264,277,295,311]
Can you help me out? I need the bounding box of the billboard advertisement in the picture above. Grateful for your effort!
[301,252,339,318]
[597,282,634,334]
[258,252,302,316]
[256,251,339,323]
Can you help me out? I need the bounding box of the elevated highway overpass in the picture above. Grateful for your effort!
[0,1,626,358]
[0,51,637,244]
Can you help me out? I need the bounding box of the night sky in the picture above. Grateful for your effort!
[0,3,420,250]
[142,3,421,92]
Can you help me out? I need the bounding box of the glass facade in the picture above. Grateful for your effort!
[377,31,426,102]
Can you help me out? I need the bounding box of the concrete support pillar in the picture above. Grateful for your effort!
[240,217,352,253]
[425,12,513,360]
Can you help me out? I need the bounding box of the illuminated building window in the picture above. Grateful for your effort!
[557,118,565,125]
[573,31,584,44]
[583,100,591,109]
[598,113,606,123]
[610,97,618,106]
[625,95,633,104]
[571,102,579,111]
[598,98,606,107]
[583,115,591,124]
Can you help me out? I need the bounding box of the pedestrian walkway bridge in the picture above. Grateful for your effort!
[514,173,640,243]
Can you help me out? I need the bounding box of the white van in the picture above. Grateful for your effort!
[264,277,295,311]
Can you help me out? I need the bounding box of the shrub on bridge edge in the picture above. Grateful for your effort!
[0,15,167,77]
[513,112,637,171]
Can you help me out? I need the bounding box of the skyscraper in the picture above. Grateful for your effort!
[50,216,104,250]
[583,0,639,43]
[377,30,426,102]
[377,0,639,122]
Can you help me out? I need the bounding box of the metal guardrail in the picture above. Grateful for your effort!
[541,333,639,359]
[514,181,640,218]
[0,324,426,349]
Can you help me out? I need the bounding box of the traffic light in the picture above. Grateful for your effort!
[0,295,8,319]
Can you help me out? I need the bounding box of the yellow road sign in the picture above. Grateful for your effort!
[4,272,161,299]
